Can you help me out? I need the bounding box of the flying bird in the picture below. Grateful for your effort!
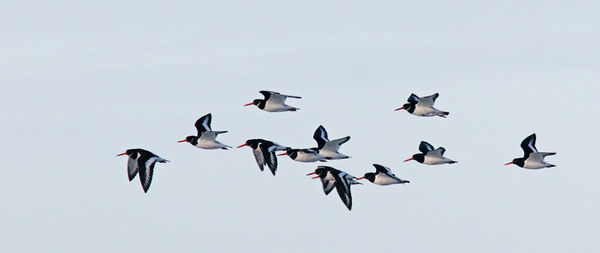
[395,93,449,117]
[307,166,361,211]
[178,113,231,149]
[404,141,457,165]
[244,90,302,112]
[278,147,327,163]
[237,139,289,175]
[117,149,169,193]
[313,125,351,160]
[505,133,556,169]
[356,164,410,185]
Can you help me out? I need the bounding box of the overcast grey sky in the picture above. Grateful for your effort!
[1,0,599,252]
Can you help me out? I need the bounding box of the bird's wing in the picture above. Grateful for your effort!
[259,90,277,101]
[538,152,556,157]
[418,93,439,107]
[251,148,266,172]
[429,147,446,158]
[194,113,212,135]
[333,171,353,210]
[407,93,420,103]
[419,141,435,153]
[373,164,392,174]
[138,156,157,193]
[322,136,350,152]
[320,178,335,195]
[199,131,218,141]
[313,125,329,149]
[127,156,139,181]
[261,144,278,175]
[520,133,538,157]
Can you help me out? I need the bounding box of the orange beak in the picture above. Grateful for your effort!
[394,106,405,111]
[355,176,366,180]
[504,162,514,165]
[244,102,254,106]
[277,153,288,156]
[117,152,127,156]
[403,157,414,162]
[177,139,187,143]
[236,144,248,148]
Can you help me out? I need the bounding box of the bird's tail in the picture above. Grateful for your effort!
[539,152,557,157]
[214,131,228,135]
[437,111,449,118]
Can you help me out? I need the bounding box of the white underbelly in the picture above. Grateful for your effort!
[264,102,290,112]
[374,175,400,185]
[423,156,448,165]
[295,153,322,162]
[413,106,437,117]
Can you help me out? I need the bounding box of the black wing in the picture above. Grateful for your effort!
[372,164,391,174]
[419,141,435,153]
[127,156,139,181]
[407,93,420,103]
[313,125,329,149]
[520,133,537,157]
[320,178,335,195]
[194,113,212,135]
[332,172,352,211]
[259,90,277,101]
[261,144,278,176]
[138,156,157,193]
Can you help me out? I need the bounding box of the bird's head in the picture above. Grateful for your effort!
[177,136,197,144]
[355,172,376,182]
[244,99,260,107]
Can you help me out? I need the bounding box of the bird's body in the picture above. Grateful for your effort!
[117,149,169,193]
[405,141,457,165]
[357,164,410,185]
[313,125,350,160]
[178,113,231,150]
[395,93,449,118]
[238,139,288,175]
[245,90,302,112]
[506,133,556,169]
[279,147,327,162]
[307,166,360,210]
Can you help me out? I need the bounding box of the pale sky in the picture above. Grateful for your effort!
[1,0,599,252]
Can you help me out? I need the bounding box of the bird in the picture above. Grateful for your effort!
[237,139,289,175]
[178,113,231,150]
[278,147,328,162]
[356,164,410,185]
[313,125,351,160]
[244,90,302,112]
[307,166,361,210]
[117,149,169,193]
[395,93,449,117]
[505,133,556,169]
[404,141,457,165]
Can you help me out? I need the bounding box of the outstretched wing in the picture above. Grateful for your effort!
[419,141,435,153]
[138,156,158,193]
[259,90,278,100]
[261,144,278,176]
[322,136,350,152]
[320,178,335,195]
[418,93,439,107]
[373,164,391,174]
[127,156,139,181]
[332,171,353,210]
[407,93,420,103]
[429,147,446,158]
[251,148,266,172]
[313,125,329,149]
[194,113,212,135]
[520,133,537,157]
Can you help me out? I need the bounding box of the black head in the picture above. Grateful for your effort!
[241,139,261,149]
[363,172,376,182]
[506,158,525,167]
[117,149,142,159]
[178,136,198,145]
[404,153,425,163]
[245,99,266,109]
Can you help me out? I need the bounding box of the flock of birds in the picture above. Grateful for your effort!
[117,90,557,210]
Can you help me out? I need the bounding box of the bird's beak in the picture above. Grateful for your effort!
[244,102,254,106]
[277,152,288,156]
[403,157,414,162]
[236,144,248,148]
[504,162,514,165]
[355,176,366,180]
[177,139,187,143]
[394,106,405,111]
[306,172,316,176]
[117,152,127,156]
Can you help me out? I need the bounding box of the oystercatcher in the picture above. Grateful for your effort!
[244,90,302,112]
[395,93,449,117]
[178,113,231,149]
[356,164,410,185]
[237,139,288,175]
[307,166,360,211]
[313,125,350,160]
[404,141,457,165]
[117,149,169,193]
[505,133,556,169]
[278,147,327,162]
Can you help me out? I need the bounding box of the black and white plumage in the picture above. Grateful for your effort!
[404,141,457,165]
[505,133,556,169]
[237,139,288,175]
[356,164,410,185]
[278,147,327,163]
[313,125,351,160]
[117,149,169,193]
[178,113,231,149]
[395,93,449,117]
[244,90,302,112]
[307,166,361,211]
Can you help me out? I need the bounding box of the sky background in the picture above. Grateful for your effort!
[1,0,599,252]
